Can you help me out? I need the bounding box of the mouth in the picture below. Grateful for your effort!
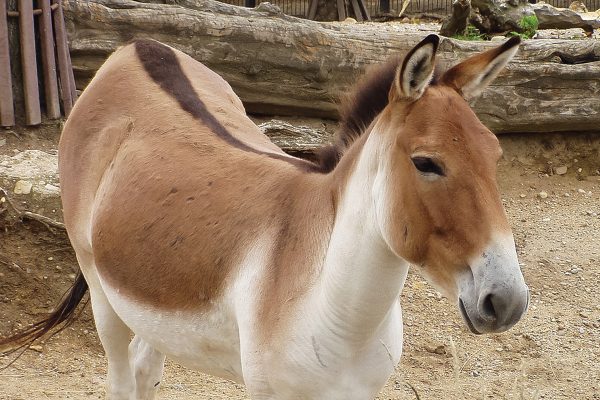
[459,298,481,335]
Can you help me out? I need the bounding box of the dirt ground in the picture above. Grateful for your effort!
[0,126,599,400]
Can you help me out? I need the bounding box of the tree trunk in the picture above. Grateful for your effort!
[470,0,533,34]
[63,0,600,134]
[440,0,471,37]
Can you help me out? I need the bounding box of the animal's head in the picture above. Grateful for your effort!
[372,35,528,334]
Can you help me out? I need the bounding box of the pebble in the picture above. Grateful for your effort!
[577,188,586,194]
[47,256,54,261]
[68,273,76,280]
[13,180,33,195]
[555,166,568,175]
[579,327,585,334]
[542,217,551,222]
[29,345,43,353]
[519,193,526,198]
[538,191,548,199]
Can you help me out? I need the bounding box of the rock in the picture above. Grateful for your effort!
[471,0,535,34]
[29,345,43,352]
[555,166,568,175]
[425,344,448,355]
[569,1,588,13]
[538,191,548,199]
[0,138,6,146]
[0,150,62,218]
[533,3,600,33]
[13,180,33,195]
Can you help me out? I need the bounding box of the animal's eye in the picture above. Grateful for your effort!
[411,156,445,176]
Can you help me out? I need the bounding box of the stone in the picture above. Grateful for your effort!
[569,1,588,13]
[555,166,568,175]
[533,3,600,33]
[13,180,33,195]
[538,191,548,199]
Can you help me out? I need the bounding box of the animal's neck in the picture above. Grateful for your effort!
[315,133,409,345]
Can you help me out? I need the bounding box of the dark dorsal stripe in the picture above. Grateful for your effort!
[134,40,319,172]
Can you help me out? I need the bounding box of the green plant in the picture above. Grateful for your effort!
[453,25,486,41]
[508,15,539,39]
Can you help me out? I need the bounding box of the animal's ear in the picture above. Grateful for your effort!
[439,36,521,100]
[390,34,439,102]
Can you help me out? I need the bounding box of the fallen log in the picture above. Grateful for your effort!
[258,119,332,152]
[63,0,600,133]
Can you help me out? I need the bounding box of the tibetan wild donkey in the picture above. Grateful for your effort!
[1,35,529,399]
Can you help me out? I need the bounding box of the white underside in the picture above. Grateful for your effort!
[100,279,245,383]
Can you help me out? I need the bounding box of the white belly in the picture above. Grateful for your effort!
[100,278,244,383]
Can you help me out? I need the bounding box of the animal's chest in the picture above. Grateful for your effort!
[251,302,404,399]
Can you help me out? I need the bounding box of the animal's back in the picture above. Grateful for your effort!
[59,40,307,308]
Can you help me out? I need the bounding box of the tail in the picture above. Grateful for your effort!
[0,272,89,360]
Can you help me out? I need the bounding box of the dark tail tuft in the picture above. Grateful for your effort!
[0,272,89,364]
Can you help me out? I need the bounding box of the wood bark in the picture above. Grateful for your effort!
[6,0,24,126]
[440,0,471,37]
[63,0,600,134]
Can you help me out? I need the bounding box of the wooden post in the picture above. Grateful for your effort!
[307,0,318,19]
[39,0,61,119]
[358,0,371,20]
[351,0,364,21]
[0,0,15,126]
[63,21,77,103]
[380,0,390,14]
[18,0,41,125]
[337,0,346,21]
[52,0,73,116]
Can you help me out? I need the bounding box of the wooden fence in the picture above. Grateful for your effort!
[224,0,600,18]
[0,0,76,127]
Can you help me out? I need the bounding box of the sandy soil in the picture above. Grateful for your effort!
[0,129,599,400]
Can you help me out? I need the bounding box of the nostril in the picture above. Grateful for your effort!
[481,293,498,321]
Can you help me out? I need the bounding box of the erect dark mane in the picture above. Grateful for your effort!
[314,56,439,173]
[314,58,402,172]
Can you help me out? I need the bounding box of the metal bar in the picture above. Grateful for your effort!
[65,28,77,103]
[18,0,41,125]
[52,0,73,116]
[307,0,318,19]
[358,0,370,20]
[39,0,60,119]
[337,0,346,20]
[0,0,15,126]
[7,4,57,17]
[380,0,390,13]
[351,0,364,21]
